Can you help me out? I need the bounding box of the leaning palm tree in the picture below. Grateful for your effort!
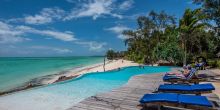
[179,8,207,65]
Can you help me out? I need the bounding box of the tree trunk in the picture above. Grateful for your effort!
[183,38,187,66]
[103,57,106,72]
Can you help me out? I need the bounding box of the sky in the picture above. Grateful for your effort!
[0,0,199,57]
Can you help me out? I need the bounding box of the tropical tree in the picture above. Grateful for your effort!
[106,49,115,60]
[123,11,176,64]
[194,0,220,36]
[107,8,218,66]
[178,8,207,65]
[149,10,176,43]
[153,26,184,65]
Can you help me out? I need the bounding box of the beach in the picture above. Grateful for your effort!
[46,59,139,84]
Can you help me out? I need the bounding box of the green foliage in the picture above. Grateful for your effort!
[179,8,208,65]
[208,59,220,68]
[106,50,115,60]
[198,0,220,54]
[106,50,125,60]
[194,0,220,36]
[123,11,176,64]
[153,36,184,65]
[218,60,220,69]
[107,8,220,66]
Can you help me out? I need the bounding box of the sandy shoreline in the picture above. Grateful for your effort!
[0,59,139,95]
[45,59,139,84]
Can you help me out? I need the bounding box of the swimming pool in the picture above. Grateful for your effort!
[0,66,171,110]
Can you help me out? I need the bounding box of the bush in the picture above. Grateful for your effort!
[207,59,220,68]
[217,60,220,69]
[106,50,115,60]
[153,40,184,65]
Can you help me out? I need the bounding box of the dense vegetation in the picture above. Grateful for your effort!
[106,0,220,67]
[106,49,125,60]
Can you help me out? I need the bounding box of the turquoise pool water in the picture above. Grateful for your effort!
[0,66,171,110]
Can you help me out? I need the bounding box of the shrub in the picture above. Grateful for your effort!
[217,60,220,69]
[207,59,220,68]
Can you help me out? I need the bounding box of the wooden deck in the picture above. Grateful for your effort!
[67,71,220,110]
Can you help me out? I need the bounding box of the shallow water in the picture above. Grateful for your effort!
[0,66,171,110]
[0,57,104,92]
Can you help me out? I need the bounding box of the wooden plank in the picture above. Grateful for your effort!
[67,71,220,110]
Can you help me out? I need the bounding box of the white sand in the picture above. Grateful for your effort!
[71,59,139,74]
[45,59,139,84]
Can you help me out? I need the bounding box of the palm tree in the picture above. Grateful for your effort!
[194,0,220,36]
[149,11,176,44]
[179,8,207,65]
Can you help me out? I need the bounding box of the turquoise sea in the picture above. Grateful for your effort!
[0,57,104,92]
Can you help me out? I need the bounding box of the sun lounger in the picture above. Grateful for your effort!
[157,83,215,95]
[196,62,206,70]
[163,68,207,84]
[139,93,218,110]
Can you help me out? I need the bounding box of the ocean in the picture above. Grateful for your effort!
[0,56,104,92]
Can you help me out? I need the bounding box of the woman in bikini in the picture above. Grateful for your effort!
[166,65,191,77]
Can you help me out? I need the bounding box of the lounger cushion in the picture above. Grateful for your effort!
[192,83,215,91]
[158,84,192,91]
[140,93,178,103]
[178,94,212,107]
[140,93,213,107]
[158,83,215,92]
[196,62,206,67]
[163,75,186,80]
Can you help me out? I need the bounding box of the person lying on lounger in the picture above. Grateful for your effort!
[166,65,191,77]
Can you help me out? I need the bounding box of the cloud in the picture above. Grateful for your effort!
[7,0,135,23]
[75,41,106,51]
[17,26,76,41]
[0,45,33,56]
[105,25,130,39]
[30,46,73,53]
[64,0,123,20]
[119,0,134,10]
[24,15,52,25]
[24,7,65,25]
[0,21,30,43]
[65,0,82,3]
[0,21,76,43]
[0,45,72,56]
[0,21,106,53]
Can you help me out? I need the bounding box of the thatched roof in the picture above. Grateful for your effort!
[156,60,174,66]
[157,60,170,64]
